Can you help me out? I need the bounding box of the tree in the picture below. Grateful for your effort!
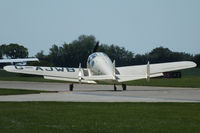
[3,43,28,58]
[133,54,149,65]
[0,47,2,59]
[193,54,200,68]
[98,44,134,66]
[45,35,135,67]
[31,50,54,66]
[35,50,47,60]
[148,47,173,63]
[46,35,96,67]
[0,44,7,59]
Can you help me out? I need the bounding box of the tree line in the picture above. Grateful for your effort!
[0,43,28,59]
[1,35,200,68]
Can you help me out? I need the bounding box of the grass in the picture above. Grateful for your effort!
[0,102,200,133]
[0,88,56,95]
[126,76,200,88]
[181,68,200,76]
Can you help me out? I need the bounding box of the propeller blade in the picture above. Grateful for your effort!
[93,41,99,53]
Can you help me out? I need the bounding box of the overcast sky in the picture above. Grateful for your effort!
[0,0,200,56]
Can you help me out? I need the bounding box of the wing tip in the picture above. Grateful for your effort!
[187,61,197,68]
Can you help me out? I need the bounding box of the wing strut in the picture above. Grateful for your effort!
[112,60,116,80]
[146,61,150,82]
[78,63,82,83]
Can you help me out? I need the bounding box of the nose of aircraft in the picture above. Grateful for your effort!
[95,56,113,75]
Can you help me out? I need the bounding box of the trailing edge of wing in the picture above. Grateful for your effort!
[116,73,163,82]
[83,75,114,81]
[44,76,96,84]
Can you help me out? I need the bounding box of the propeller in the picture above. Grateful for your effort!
[93,41,99,53]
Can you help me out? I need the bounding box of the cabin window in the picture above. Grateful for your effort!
[90,60,95,67]
[103,53,108,57]
[91,53,97,59]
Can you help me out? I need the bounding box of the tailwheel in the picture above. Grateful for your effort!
[69,83,74,91]
[114,84,117,91]
[122,83,127,91]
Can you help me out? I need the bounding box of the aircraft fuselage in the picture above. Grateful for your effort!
[87,52,113,76]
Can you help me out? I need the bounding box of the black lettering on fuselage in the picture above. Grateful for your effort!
[35,66,75,72]
[55,67,64,72]
[45,67,53,71]
[66,68,75,72]
[36,66,43,71]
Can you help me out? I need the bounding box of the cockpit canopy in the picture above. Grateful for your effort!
[87,52,110,67]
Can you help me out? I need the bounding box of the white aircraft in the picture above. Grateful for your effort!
[3,42,196,91]
[0,58,39,65]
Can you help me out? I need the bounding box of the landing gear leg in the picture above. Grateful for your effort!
[114,84,117,91]
[69,83,74,91]
[122,83,127,91]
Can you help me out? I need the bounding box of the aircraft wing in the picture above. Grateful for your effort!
[3,61,196,83]
[4,65,85,81]
[3,65,105,83]
[0,58,39,63]
[116,61,196,82]
[4,65,99,83]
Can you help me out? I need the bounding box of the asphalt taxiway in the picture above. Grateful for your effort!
[0,81,200,102]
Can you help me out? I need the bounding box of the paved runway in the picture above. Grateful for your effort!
[0,81,200,102]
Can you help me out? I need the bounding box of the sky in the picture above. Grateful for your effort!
[0,0,200,56]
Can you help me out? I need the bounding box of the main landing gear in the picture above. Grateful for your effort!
[69,83,74,91]
[122,83,127,91]
[113,84,127,91]
[114,84,117,91]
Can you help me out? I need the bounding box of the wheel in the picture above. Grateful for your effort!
[69,83,73,91]
[114,84,117,91]
[122,83,126,91]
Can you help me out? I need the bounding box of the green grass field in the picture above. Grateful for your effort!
[126,76,200,88]
[0,88,56,95]
[0,102,200,133]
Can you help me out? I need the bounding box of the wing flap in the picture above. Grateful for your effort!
[116,73,163,82]
[83,75,114,81]
[44,76,96,84]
